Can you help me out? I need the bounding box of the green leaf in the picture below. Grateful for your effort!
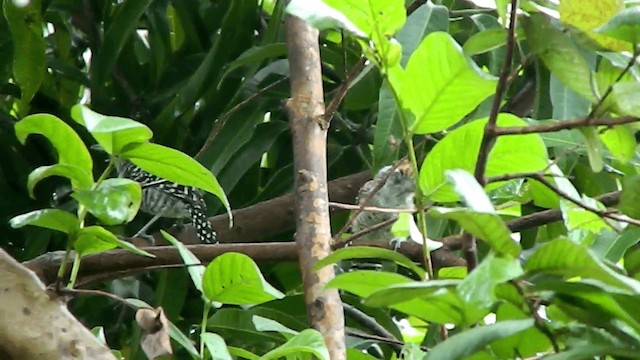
[3,0,45,103]
[70,105,153,155]
[550,75,590,120]
[457,254,524,308]
[420,113,548,202]
[120,142,232,222]
[405,32,497,134]
[202,252,284,305]
[525,238,640,294]
[430,207,520,257]
[425,319,534,360]
[445,169,494,212]
[15,114,93,172]
[595,6,640,44]
[9,209,79,234]
[201,333,232,360]
[219,43,287,85]
[559,0,629,52]
[619,175,640,219]
[161,231,206,294]
[522,13,596,102]
[322,0,406,43]
[579,127,604,173]
[252,315,298,335]
[285,0,366,38]
[612,81,640,117]
[227,347,259,360]
[260,329,329,360]
[91,0,153,86]
[606,228,640,263]
[72,178,142,225]
[27,164,93,197]
[463,28,508,56]
[75,226,153,258]
[560,197,610,234]
[599,125,635,163]
[373,81,403,170]
[312,246,426,278]
[364,279,460,307]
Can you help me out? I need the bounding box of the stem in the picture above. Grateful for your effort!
[200,301,211,358]
[67,252,82,289]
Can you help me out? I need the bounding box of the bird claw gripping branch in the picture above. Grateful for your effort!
[116,160,217,245]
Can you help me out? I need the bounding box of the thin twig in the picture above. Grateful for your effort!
[513,280,560,353]
[495,116,639,136]
[343,303,404,354]
[486,171,569,184]
[332,218,397,248]
[586,47,640,123]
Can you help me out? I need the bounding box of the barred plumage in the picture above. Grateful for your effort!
[117,161,217,244]
[351,160,415,243]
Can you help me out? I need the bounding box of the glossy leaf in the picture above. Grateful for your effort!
[3,0,45,103]
[75,226,153,258]
[285,0,366,38]
[523,14,596,102]
[9,209,79,234]
[559,0,628,51]
[260,329,329,360]
[425,319,534,360]
[598,125,635,163]
[420,114,548,202]
[619,175,640,219]
[525,238,640,294]
[71,105,153,155]
[201,333,232,360]
[120,142,231,221]
[15,114,93,172]
[457,255,523,308]
[612,81,640,117]
[404,32,497,134]
[72,178,142,225]
[161,231,206,294]
[27,164,93,197]
[202,252,284,305]
[463,28,508,56]
[595,6,640,44]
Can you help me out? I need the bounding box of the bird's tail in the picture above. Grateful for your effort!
[189,203,217,244]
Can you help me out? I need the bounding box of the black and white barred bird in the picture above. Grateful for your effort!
[116,160,217,244]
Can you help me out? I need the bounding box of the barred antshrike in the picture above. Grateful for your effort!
[116,160,217,244]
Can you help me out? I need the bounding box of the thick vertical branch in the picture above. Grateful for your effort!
[285,15,346,359]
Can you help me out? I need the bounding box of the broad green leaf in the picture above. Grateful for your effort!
[598,125,635,163]
[550,75,590,120]
[252,315,298,335]
[445,169,494,212]
[595,6,640,44]
[161,231,206,294]
[544,346,640,360]
[126,299,199,357]
[525,238,640,294]
[463,28,508,56]
[15,114,93,172]
[71,105,153,155]
[72,178,142,225]
[201,333,232,360]
[313,246,425,278]
[425,319,534,360]
[606,228,640,263]
[208,308,286,346]
[491,303,552,358]
[91,0,153,86]
[75,226,153,258]
[285,0,366,38]
[364,279,486,325]
[612,81,640,117]
[27,164,93,197]
[523,14,596,102]
[120,142,232,221]
[9,209,79,234]
[560,197,610,234]
[397,1,448,66]
[3,0,45,103]
[457,254,524,308]
[430,207,520,257]
[373,81,404,171]
[202,252,284,305]
[559,0,629,51]
[420,114,548,202]
[619,175,640,219]
[260,329,329,360]
[405,32,497,134]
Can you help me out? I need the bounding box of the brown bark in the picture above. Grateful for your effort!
[284,14,346,359]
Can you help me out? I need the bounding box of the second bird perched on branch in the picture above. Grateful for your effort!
[116,160,217,245]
